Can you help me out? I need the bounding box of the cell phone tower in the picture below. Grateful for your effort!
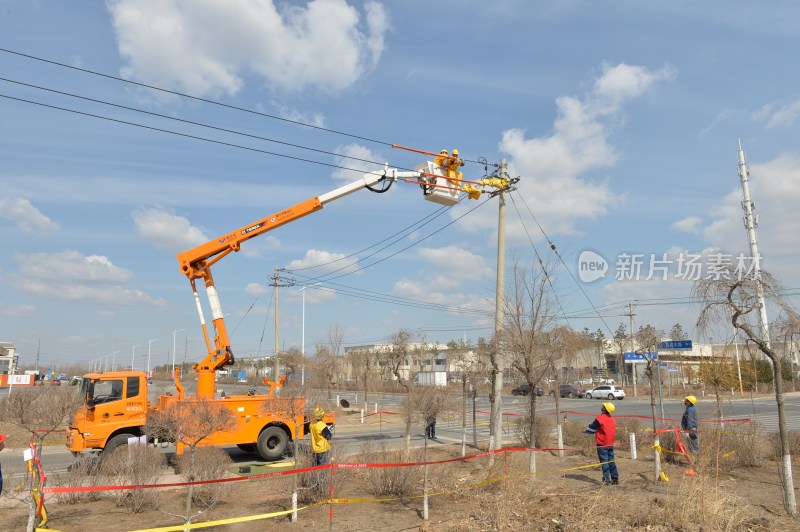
[737,140,770,348]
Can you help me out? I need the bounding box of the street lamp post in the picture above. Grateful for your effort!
[131,345,140,370]
[110,351,119,371]
[172,329,186,377]
[298,283,321,388]
[147,339,158,376]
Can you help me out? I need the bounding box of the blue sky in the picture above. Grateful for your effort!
[2,0,800,370]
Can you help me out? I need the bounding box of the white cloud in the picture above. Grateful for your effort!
[132,206,209,252]
[671,216,703,234]
[245,282,268,298]
[271,101,326,128]
[753,98,800,128]
[0,303,35,317]
[701,153,800,281]
[417,246,494,280]
[108,0,389,96]
[460,63,674,242]
[331,144,387,183]
[241,236,281,258]
[10,250,164,307]
[286,249,361,275]
[391,245,493,307]
[0,197,59,234]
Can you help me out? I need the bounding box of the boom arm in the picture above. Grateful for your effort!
[177,165,424,399]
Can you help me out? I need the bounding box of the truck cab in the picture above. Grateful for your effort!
[67,371,148,454]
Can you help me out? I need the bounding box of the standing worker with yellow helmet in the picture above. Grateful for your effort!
[682,395,699,454]
[310,407,333,466]
[585,402,619,485]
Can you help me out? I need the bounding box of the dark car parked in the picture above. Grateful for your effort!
[548,384,585,398]
[511,384,544,396]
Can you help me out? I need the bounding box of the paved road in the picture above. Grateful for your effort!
[2,389,798,484]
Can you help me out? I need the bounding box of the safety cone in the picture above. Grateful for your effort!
[685,468,695,477]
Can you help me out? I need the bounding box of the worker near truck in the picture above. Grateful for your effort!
[310,407,333,466]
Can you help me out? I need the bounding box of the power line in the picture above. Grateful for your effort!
[0,76,410,172]
[0,47,488,165]
[0,92,383,175]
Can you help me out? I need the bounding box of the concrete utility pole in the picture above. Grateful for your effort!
[629,301,637,398]
[737,140,770,348]
[490,158,507,451]
[274,267,280,381]
[271,267,295,382]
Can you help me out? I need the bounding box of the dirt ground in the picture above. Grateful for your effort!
[2,423,799,531]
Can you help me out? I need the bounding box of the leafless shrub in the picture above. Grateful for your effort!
[768,430,800,460]
[50,456,103,504]
[174,446,233,509]
[636,477,751,530]
[359,440,422,497]
[515,413,552,448]
[145,399,237,525]
[99,444,165,513]
[293,436,344,503]
[560,420,593,456]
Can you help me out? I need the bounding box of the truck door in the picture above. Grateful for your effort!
[86,377,132,440]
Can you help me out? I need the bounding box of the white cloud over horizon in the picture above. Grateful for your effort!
[9,250,165,308]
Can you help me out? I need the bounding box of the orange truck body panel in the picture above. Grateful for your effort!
[66,371,332,457]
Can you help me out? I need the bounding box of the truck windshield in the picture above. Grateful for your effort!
[88,379,124,405]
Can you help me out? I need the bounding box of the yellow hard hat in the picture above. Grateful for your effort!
[452,149,459,156]
[602,402,615,414]
[684,395,697,405]
[314,407,325,420]
[440,149,448,155]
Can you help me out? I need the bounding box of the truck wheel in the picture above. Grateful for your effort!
[237,443,257,453]
[104,433,136,456]
[257,426,288,461]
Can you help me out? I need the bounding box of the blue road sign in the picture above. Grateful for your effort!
[623,352,658,363]
[657,340,693,350]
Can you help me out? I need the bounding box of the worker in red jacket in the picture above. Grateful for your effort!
[585,402,619,485]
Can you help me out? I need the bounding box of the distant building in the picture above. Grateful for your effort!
[0,342,16,374]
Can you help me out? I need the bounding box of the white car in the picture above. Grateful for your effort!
[585,385,625,400]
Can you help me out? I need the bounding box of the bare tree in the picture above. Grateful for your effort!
[409,385,452,520]
[695,268,798,516]
[610,323,629,383]
[1,386,82,532]
[145,400,238,526]
[347,347,375,402]
[314,344,339,399]
[384,329,414,449]
[634,324,661,432]
[503,259,560,470]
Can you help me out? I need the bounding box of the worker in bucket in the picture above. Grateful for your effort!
[585,402,619,485]
[682,395,699,454]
